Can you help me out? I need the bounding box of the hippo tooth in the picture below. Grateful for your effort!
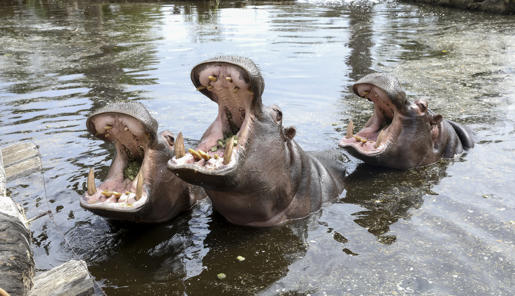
[346,120,354,139]
[124,126,129,131]
[135,171,143,201]
[101,191,113,197]
[198,149,211,161]
[232,86,239,93]
[375,129,386,148]
[208,75,217,82]
[87,168,97,195]
[188,148,202,161]
[197,86,206,91]
[104,125,112,130]
[224,136,235,165]
[175,132,185,158]
[207,85,213,90]
[226,77,232,82]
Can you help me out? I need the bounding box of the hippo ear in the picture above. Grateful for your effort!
[430,114,443,126]
[271,105,283,123]
[415,99,428,113]
[161,131,175,148]
[283,126,296,140]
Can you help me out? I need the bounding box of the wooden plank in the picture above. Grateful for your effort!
[0,152,33,295]
[1,142,39,168]
[4,156,42,181]
[29,260,95,296]
[0,149,28,227]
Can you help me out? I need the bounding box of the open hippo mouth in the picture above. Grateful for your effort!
[81,103,157,213]
[339,73,406,158]
[168,56,263,186]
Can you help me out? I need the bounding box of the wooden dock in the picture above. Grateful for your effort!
[0,142,95,296]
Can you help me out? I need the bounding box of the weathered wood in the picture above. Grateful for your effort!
[1,143,39,168]
[29,260,95,296]
[1,142,41,181]
[0,212,34,296]
[0,151,5,196]
[1,142,96,295]
[4,157,42,182]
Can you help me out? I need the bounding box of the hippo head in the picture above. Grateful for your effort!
[81,102,199,223]
[339,73,450,169]
[167,57,300,225]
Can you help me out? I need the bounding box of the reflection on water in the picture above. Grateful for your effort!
[1,0,514,295]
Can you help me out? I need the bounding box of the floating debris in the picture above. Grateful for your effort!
[217,273,226,280]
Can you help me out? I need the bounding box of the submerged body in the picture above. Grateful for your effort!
[168,56,346,226]
[339,73,474,169]
[81,102,204,223]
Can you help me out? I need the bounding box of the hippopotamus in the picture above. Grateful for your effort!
[167,56,346,227]
[339,73,474,169]
[81,102,205,223]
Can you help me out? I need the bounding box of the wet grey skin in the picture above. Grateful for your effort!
[339,73,474,169]
[81,102,205,223]
[167,56,346,227]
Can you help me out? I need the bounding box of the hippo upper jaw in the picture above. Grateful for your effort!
[339,75,405,162]
[167,56,261,189]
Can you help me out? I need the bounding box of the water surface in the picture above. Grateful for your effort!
[1,0,514,295]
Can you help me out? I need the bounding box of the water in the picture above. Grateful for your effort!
[1,0,514,295]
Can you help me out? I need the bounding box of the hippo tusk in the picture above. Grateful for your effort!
[375,129,386,148]
[224,136,235,165]
[198,149,211,161]
[175,132,185,158]
[135,171,143,201]
[346,120,354,139]
[208,75,217,82]
[87,168,97,195]
[225,77,232,82]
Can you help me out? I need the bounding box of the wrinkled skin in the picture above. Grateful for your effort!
[168,56,346,227]
[81,102,204,223]
[339,73,474,169]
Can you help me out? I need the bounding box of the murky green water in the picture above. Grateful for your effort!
[1,0,514,295]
